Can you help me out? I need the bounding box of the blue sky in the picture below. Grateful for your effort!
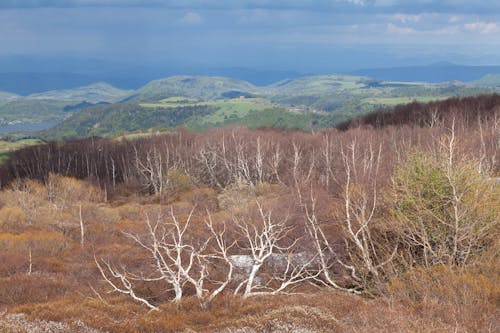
[1,0,499,73]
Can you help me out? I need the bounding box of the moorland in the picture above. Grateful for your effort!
[0,92,497,332]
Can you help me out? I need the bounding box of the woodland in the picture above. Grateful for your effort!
[0,95,498,332]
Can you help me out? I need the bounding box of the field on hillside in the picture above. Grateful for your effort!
[140,97,276,122]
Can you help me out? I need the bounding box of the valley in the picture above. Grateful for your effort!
[1,73,500,141]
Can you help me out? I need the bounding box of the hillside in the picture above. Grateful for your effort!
[352,62,500,83]
[473,74,500,87]
[0,72,98,95]
[42,97,329,139]
[0,99,497,331]
[27,82,132,103]
[133,76,260,101]
[0,99,71,125]
[336,94,500,130]
[268,74,369,95]
[0,83,131,133]
[267,75,500,122]
[0,92,20,108]
[2,74,500,138]
[0,91,19,100]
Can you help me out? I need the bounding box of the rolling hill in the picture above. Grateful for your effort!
[41,97,329,139]
[352,62,500,83]
[268,74,369,96]
[0,83,133,131]
[27,82,133,103]
[473,74,500,87]
[132,76,260,101]
[2,73,500,138]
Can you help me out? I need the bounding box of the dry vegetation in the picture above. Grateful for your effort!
[0,96,498,332]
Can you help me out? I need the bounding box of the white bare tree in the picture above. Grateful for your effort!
[233,202,316,298]
[95,208,235,309]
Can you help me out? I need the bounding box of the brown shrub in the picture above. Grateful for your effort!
[0,205,26,232]
[0,273,73,305]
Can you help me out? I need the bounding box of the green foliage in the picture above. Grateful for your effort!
[391,150,499,266]
[41,103,219,139]
[166,168,192,192]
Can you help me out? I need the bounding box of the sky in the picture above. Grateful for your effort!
[0,0,499,74]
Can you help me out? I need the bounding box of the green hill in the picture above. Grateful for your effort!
[0,99,71,125]
[42,97,330,139]
[0,83,132,130]
[27,82,133,103]
[3,74,500,138]
[268,74,370,95]
[133,76,259,101]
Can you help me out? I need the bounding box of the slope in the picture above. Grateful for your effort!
[133,76,260,101]
[27,82,133,103]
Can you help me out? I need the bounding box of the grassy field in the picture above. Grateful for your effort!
[362,96,450,106]
[140,97,280,126]
[269,75,368,95]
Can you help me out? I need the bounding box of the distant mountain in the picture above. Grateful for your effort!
[134,76,259,101]
[0,72,99,95]
[186,68,302,86]
[0,91,19,99]
[352,63,500,83]
[473,74,500,87]
[27,82,133,103]
[268,75,369,96]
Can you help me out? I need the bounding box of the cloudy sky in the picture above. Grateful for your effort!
[1,0,499,73]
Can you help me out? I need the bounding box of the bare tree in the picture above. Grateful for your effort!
[233,202,315,298]
[393,123,499,267]
[300,140,397,291]
[96,208,235,309]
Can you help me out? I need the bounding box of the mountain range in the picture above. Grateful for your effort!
[2,59,500,95]
[352,62,500,83]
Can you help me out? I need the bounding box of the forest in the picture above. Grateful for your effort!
[0,95,498,332]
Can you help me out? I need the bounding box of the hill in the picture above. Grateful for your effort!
[268,74,369,96]
[0,83,131,134]
[0,92,20,108]
[133,76,260,101]
[352,62,500,83]
[42,97,327,139]
[0,101,497,332]
[0,99,71,125]
[2,74,500,137]
[336,94,500,130]
[266,75,500,123]
[27,82,132,103]
[473,74,500,87]
[0,72,98,95]
[0,91,19,100]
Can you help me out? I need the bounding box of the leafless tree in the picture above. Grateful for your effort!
[96,208,235,309]
[233,202,316,298]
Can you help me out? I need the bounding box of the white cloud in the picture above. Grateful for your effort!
[464,22,498,33]
[393,13,421,23]
[179,11,204,25]
[387,23,416,34]
[448,15,462,23]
